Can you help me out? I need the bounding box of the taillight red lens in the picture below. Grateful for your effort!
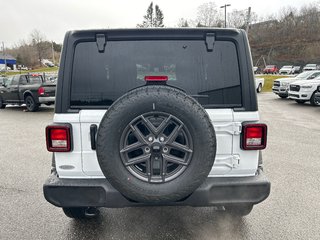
[38,87,45,95]
[46,125,72,152]
[144,76,168,82]
[242,124,267,150]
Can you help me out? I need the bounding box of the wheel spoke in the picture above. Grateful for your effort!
[130,124,148,144]
[166,124,183,144]
[120,142,144,153]
[162,154,188,166]
[169,142,193,154]
[124,153,151,166]
[140,115,158,135]
[141,114,172,136]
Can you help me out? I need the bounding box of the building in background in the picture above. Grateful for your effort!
[0,53,16,71]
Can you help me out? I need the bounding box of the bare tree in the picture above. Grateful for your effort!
[196,2,222,27]
[228,9,258,29]
[30,29,49,67]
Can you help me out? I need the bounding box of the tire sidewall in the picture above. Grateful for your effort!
[25,96,39,112]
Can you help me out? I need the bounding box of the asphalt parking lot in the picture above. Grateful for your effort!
[0,93,319,240]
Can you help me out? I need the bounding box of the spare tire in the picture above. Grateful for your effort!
[96,85,216,203]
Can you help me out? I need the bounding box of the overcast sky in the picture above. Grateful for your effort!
[0,0,316,47]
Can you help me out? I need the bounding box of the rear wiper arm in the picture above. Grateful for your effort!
[190,95,209,98]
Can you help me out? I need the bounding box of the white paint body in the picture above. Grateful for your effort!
[53,109,260,179]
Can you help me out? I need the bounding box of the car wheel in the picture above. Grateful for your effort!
[257,83,262,93]
[310,92,320,106]
[224,204,253,216]
[96,85,217,203]
[25,95,39,112]
[63,207,99,219]
[0,97,6,109]
[295,100,306,104]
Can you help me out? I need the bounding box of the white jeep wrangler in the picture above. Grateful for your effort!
[43,28,270,219]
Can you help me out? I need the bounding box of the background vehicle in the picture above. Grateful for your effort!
[0,66,11,72]
[288,74,320,105]
[263,65,278,74]
[272,70,320,98]
[17,65,29,71]
[314,85,320,105]
[253,66,261,74]
[255,77,264,92]
[43,28,270,219]
[0,76,8,85]
[279,65,294,74]
[293,66,302,74]
[303,64,320,71]
[0,74,56,111]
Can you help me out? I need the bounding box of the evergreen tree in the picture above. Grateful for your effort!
[154,4,164,27]
[137,2,165,28]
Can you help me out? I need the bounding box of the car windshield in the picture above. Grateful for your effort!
[295,72,316,79]
[71,40,242,108]
[306,64,316,67]
[282,66,292,68]
[266,65,274,68]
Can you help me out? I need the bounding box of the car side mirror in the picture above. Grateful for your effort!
[1,83,5,87]
[317,85,320,92]
[308,76,315,80]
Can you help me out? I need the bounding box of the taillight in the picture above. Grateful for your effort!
[46,125,72,152]
[241,124,267,150]
[144,76,168,82]
[38,87,45,96]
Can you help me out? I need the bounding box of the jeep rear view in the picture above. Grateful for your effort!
[43,28,270,219]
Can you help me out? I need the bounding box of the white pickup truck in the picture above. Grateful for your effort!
[272,71,320,98]
[288,74,320,105]
[255,78,264,93]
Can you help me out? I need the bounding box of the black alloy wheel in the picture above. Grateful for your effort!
[120,112,193,183]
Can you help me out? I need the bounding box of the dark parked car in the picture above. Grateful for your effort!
[0,74,56,111]
[263,65,278,74]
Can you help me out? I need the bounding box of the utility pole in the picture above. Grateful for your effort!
[245,7,252,33]
[2,42,7,73]
[51,41,55,66]
[220,4,231,28]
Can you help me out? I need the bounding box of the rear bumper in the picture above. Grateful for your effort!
[39,96,55,103]
[43,169,270,208]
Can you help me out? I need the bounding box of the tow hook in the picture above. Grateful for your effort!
[84,207,100,218]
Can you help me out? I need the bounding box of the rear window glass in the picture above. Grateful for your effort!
[28,76,42,84]
[71,40,242,107]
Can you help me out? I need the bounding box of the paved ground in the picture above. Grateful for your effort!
[0,93,319,240]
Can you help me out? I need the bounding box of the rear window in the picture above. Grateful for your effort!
[28,76,42,84]
[71,40,242,108]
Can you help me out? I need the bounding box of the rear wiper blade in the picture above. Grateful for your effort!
[190,95,209,98]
